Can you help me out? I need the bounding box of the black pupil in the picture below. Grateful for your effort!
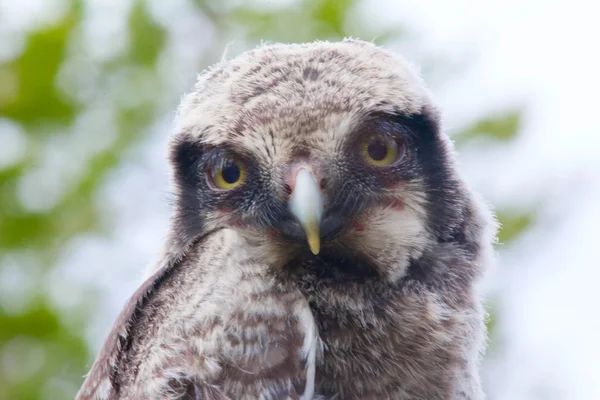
[367,136,389,161]
[221,161,241,184]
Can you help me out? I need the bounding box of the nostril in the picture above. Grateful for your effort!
[320,178,328,190]
[283,183,293,196]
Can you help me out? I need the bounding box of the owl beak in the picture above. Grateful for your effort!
[288,168,324,255]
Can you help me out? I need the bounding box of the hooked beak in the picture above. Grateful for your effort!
[288,168,324,255]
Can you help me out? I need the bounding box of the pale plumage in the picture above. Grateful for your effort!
[77,230,319,399]
[77,39,496,399]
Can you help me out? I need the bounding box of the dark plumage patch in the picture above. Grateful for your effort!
[170,137,208,244]
[303,67,319,81]
[167,377,202,399]
[393,109,467,241]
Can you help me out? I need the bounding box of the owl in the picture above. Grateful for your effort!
[77,39,496,399]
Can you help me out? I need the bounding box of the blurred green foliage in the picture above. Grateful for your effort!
[455,110,523,144]
[0,0,529,398]
[497,210,535,245]
[2,13,78,126]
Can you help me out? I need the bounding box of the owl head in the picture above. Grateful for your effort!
[168,39,478,281]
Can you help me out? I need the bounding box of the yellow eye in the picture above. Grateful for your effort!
[360,133,403,166]
[210,157,246,190]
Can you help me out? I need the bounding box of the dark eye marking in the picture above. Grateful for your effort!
[170,138,205,187]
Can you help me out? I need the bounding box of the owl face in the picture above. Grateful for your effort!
[171,40,463,280]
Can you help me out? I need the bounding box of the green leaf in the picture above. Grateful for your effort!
[0,304,90,400]
[496,210,535,244]
[128,1,167,66]
[229,0,359,43]
[0,11,79,127]
[456,110,522,143]
[308,0,355,37]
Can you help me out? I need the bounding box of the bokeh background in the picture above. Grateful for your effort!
[1,0,599,399]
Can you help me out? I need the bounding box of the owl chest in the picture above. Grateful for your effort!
[305,292,461,399]
[311,303,406,378]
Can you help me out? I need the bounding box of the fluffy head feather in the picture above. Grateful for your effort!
[169,38,481,282]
